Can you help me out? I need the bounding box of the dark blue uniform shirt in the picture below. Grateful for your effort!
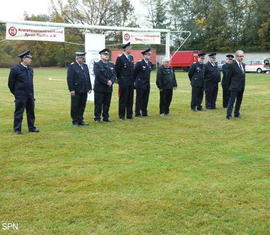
[134,60,152,90]
[115,54,134,87]
[94,60,116,93]
[67,62,92,93]
[8,64,34,97]
[188,62,205,88]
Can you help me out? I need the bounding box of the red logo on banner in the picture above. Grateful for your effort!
[8,26,17,37]
[124,33,130,41]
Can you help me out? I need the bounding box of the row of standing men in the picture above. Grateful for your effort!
[188,50,246,120]
[67,43,177,126]
[7,45,245,134]
[7,43,177,134]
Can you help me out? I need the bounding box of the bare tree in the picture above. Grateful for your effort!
[50,0,137,27]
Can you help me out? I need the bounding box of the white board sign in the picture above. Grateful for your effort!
[85,33,105,102]
[6,23,65,42]
[122,31,161,44]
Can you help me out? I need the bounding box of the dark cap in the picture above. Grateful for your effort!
[208,53,217,57]
[75,52,86,57]
[198,51,206,58]
[122,42,131,49]
[226,54,234,59]
[18,50,32,59]
[99,48,110,55]
[141,48,151,55]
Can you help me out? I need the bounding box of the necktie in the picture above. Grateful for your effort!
[239,62,244,73]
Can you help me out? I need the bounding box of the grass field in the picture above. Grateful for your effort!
[0,68,270,234]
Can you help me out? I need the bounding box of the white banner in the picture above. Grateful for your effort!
[85,33,105,102]
[6,23,65,42]
[122,31,161,44]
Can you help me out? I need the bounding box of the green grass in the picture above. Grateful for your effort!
[0,68,270,234]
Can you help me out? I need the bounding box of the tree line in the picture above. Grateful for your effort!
[0,0,269,67]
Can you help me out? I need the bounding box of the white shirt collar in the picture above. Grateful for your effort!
[236,60,242,65]
[20,63,28,68]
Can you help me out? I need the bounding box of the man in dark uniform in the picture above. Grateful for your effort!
[156,57,177,115]
[67,52,92,126]
[221,54,234,108]
[115,42,135,120]
[8,50,39,134]
[134,48,153,117]
[93,48,116,122]
[204,53,221,109]
[188,52,206,112]
[226,50,246,120]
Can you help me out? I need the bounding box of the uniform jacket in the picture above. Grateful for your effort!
[227,60,246,91]
[221,63,230,89]
[115,54,134,87]
[188,62,205,88]
[67,62,92,93]
[156,65,177,89]
[204,61,221,86]
[134,59,152,90]
[94,60,116,93]
[8,63,34,97]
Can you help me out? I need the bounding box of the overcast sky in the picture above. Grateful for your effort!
[0,0,148,25]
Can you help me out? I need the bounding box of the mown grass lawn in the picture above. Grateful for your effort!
[0,68,270,234]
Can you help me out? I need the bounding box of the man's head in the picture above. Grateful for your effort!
[18,50,32,66]
[99,48,110,61]
[208,53,216,63]
[235,50,244,62]
[162,57,171,67]
[142,48,151,61]
[226,54,234,64]
[75,52,86,64]
[198,51,206,63]
[123,42,132,55]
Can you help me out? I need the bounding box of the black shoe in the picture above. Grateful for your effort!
[197,108,203,111]
[103,119,112,122]
[72,121,79,126]
[234,115,241,118]
[127,116,134,119]
[79,121,89,126]
[29,128,40,133]
[15,130,22,134]
[94,119,101,123]
[135,114,141,117]
[226,116,232,120]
